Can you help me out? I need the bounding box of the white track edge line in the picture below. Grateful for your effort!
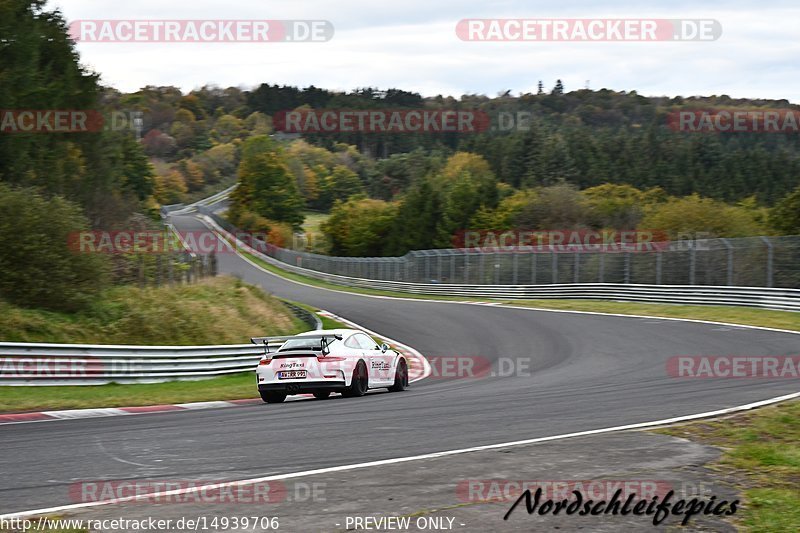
[0,313,428,426]
[315,310,431,382]
[3,389,799,520]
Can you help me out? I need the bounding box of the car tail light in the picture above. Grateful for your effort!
[259,358,271,366]
[317,356,346,363]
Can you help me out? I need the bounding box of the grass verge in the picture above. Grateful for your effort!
[0,276,305,344]
[656,400,800,532]
[0,280,350,413]
[240,251,468,301]
[503,300,800,332]
[240,250,800,332]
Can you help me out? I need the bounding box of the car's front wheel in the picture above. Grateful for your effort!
[388,359,408,392]
[260,391,287,404]
[342,361,368,397]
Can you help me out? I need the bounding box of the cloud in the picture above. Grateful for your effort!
[50,0,800,102]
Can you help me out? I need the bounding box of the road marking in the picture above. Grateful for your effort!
[316,310,431,382]
[198,214,800,338]
[3,389,799,520]
[0,315,428,426]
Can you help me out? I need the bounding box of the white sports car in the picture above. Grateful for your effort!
[252,328,409,403]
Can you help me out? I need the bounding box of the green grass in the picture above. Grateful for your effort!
[0,372,258,412]
[241,251,468,301]
[301,210,329,234]
[744,488,800,531]
[657,400,800,532]
[0,276,305,344]
[300,210,331,253]
[503,300,800,332]
[239,250,800,332]
[0,278,346,413]
[0,294,349,413]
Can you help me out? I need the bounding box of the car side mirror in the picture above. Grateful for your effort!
[380,343,389,353]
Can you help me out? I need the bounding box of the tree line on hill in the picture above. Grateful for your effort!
[1,0,799,315]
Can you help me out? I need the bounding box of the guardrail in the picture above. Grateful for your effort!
[0,299,322,386]
[163,185,236,217]
[0,341,276,386]
[204,216,800,312]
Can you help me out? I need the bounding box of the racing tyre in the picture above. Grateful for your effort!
[313,391,331,400]
[343,361,368,397]
[261,391,287,404]
[388,359,408,392]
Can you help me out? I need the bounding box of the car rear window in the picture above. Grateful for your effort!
[279,337,339,351]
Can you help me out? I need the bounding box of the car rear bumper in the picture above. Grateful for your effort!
[258,381,347,394]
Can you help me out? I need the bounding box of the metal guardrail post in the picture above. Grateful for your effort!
[656,252,662,285]
[512,252,519,285]
[599,253,605,283]
[761,236,774,287]
[425,253,432,282]
[574,252,580,283]
[199,215,800,313]
[721,239,733,286]
[531,252,537,284]
[479,253,485,284]
[464,252,470,283]
[689,246,696,286]
[624,252,631,284]
[551,253,558,284]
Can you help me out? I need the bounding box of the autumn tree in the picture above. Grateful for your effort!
[230,136,304,228]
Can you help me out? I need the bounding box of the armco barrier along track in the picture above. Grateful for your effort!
[0,301,321,386]
[204,215,800,312]
[0,339,280,386]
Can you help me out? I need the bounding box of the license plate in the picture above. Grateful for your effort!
[278,370,307,380]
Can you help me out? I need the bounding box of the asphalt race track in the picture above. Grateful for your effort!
[0,212,798,516]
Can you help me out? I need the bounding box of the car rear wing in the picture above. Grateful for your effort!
[250,333,344,355]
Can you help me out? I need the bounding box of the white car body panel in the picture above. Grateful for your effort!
[255,329,404,396]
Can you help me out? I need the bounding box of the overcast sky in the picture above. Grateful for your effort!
[49,0,800,102]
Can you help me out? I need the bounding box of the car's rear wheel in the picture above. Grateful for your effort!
[313,391,331,400]
[388,359,408,392]
[342,361,368,397]
[260,391,287,404]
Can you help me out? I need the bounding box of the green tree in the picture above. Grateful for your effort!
[641,194,767,239]
[230,136,304,227]
[322,197,398,256]
[769,185,800,234]
[0,1,147,223]
[0,184,109,311]
[318,165,365,209]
